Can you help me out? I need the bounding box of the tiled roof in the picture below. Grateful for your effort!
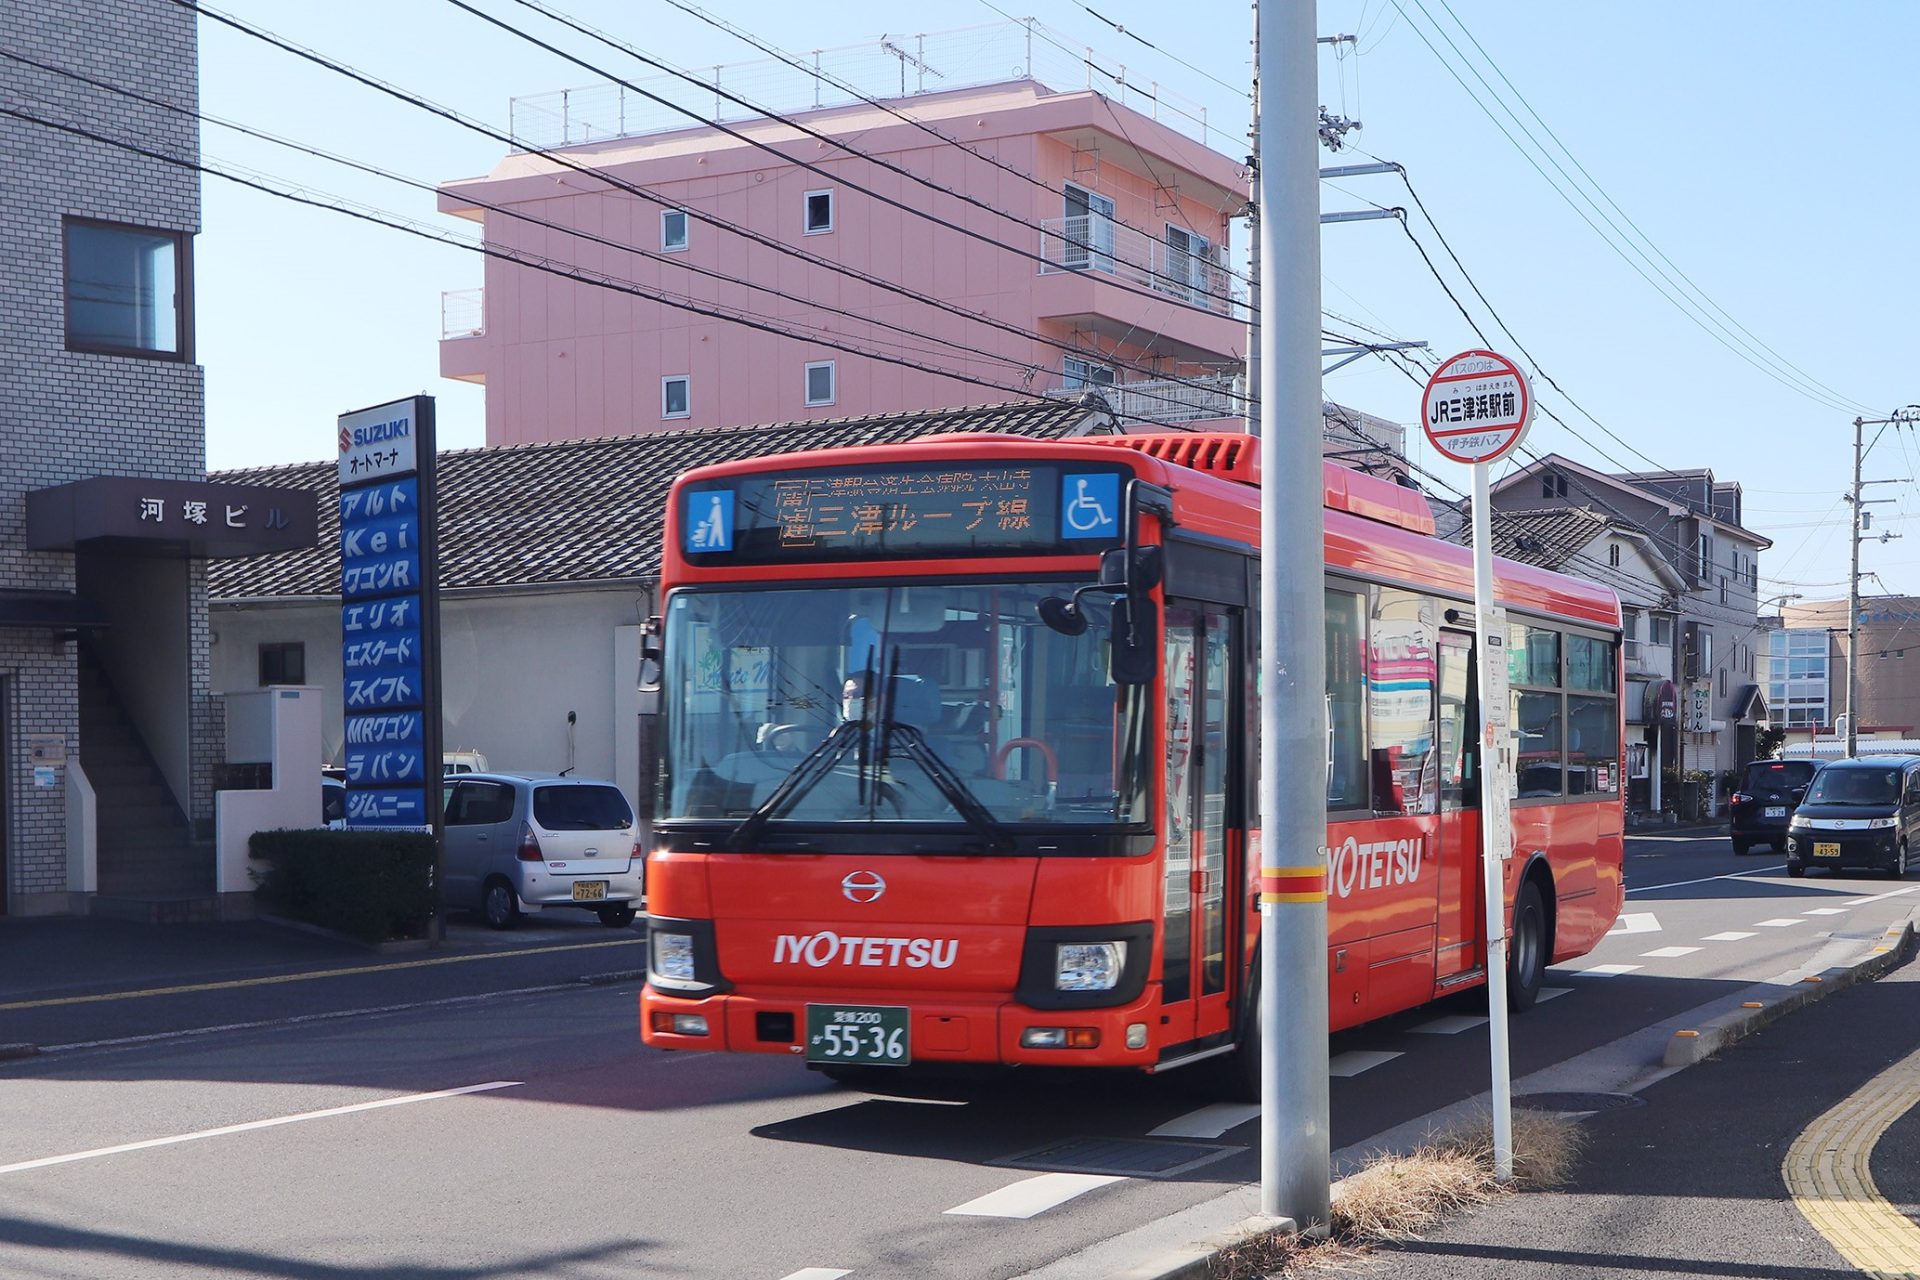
[1484,506,1614,571]
[209,400,1107,601]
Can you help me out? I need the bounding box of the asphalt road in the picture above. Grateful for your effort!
[1,830,1912,1279]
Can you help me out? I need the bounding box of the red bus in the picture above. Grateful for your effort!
[638,430,1624,1092]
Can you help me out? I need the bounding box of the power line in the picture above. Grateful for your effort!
[1423,0,1873,418]
[177,1,1239,416]
[479,0,1247,310]
[1382,0,1864,416]
[1067,3,1250,99]
[655,0,1247,280]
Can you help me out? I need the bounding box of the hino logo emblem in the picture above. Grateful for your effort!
[841,870,887,903]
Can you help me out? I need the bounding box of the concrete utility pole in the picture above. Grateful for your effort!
[1256,0,1330,1231]
[1846,406,1920,758]
[1244,0,1259,436]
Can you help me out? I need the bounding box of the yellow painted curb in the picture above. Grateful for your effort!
[1784,1041,1920,1278]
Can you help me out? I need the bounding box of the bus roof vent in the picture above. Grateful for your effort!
[1085,433,1261,485]
[1083,434,1436,536]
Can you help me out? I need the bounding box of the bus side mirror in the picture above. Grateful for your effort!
[636,616,663,819]
[1110,596,1157,685]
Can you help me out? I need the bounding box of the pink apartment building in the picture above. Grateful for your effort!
[437,75,1250,444]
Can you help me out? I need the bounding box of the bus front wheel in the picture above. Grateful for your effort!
[1506,880,1548,1012]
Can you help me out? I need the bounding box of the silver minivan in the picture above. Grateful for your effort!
[442,773,642,928]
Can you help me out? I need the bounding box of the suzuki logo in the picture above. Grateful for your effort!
[841,870,887,904]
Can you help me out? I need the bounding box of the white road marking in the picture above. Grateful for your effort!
[0,1082,521,1177]
[945,1173,1124,1218]
[1150,1103,1261,1139]
[1703,931,1758,942]
[1608,912,1662,935]
[780,1270,853,1280]
[1844,886,1920,906]
[1640,946,1702,959]
[1626,866,1785,894]
[1578,964,1642,977]
[1329,1050,1403,1077]
[1537,986,1573,1002]
[1409,1015,1489,1035]
[1805,908,1850,916]
[1754,918,1805,928]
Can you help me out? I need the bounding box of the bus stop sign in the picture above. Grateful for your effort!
[1420,350,1533,464]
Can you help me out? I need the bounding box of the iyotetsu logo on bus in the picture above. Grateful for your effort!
[1329,834,1425,898]
[773,931,958,969]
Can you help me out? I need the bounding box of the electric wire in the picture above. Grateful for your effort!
[476,0,1246,310]
[1069,3,1249,99]
[1381,0,1863,416]
[176,0,1242,416]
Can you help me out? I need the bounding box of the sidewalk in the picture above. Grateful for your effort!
[1348,935,1920,1280]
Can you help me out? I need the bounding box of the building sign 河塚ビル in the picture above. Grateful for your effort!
[337,397,440,830]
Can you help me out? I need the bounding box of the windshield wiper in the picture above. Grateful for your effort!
[885,723,1017,853]
[726,722,864,850]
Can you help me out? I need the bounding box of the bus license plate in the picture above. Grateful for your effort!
[805,1004,910,1066]
[1765,806,1786,819]
[1813,842,1842,858]
[571,880,608,901]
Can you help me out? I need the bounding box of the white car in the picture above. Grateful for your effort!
[441,773,643,928]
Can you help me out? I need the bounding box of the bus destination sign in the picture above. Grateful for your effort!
[680,462,1128,563]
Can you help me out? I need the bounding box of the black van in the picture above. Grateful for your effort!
[1728,758,1822,854]
[1782,755,1920,878]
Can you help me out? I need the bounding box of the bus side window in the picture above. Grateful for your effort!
[1326,589,1368,811]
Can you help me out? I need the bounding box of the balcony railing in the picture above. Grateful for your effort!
[441,288,484,340]
[1038,216,1238,317]
[1048,373,1247,427]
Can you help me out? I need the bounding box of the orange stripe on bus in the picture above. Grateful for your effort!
[1260,891,1325,905]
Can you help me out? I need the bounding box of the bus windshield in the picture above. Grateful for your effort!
[659,581,1151,837]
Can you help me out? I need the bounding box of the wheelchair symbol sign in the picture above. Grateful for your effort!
[685,490,734,553]
[1060,473,1119,539]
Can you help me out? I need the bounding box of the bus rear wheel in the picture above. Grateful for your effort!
[1506,880,1548,1012]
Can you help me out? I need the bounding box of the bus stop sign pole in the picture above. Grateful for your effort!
[1421,350,1533,1184]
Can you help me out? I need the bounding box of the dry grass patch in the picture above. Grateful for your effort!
[1209,1107,1586,1279]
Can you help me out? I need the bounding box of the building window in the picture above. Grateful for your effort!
[804,190,834,235]
[1541,472,1568,499]
[662,375,690,419]
[1062,357,1116,390]
[1720,577,1728,605]
[805,360,836,406]
[661,209,688,252]
[1608,542,1622,567]
[1719,667,1727,698]
[1697,533,1714,579]
[259,642,305,686]
[1650,614,1674,646]
[64,217,189,359]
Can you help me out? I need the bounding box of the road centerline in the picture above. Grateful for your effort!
[0,1081,522,1176]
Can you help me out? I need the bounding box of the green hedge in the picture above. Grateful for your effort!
[250,829,436,942]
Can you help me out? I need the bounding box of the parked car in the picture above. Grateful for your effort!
[321,776,348,829]
[1783,755,1920,878]
[443,749,490,775]
[442,772,642,927]
[1728,758,1822,854]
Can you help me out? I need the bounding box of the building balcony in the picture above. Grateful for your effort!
[1034,217,1246,363]
[439,289,486,385]
[1046,372,1247,429]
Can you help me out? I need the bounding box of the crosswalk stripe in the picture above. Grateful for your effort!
[1703,931,1757,942]
[944,1172,1123,1219]
[1329,1049,1403,1077]
[1579,964,1642,977]
[1804,908,1849,916]
[781,1271,853,1280]
[1640,946,1701,959]
[1537,986,1573,1002]
[1409,1014,1488,1035]
[1754,918,1805,927]
[1150,1103,1261,1139]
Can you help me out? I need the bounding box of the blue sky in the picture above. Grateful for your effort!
[194,2,1920,598]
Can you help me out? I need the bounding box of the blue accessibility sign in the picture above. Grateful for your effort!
[1059,472,1119,539]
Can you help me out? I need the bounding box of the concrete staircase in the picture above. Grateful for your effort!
[78,648,215,920]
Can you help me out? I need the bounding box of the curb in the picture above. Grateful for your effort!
[1663,917,1917,1067]
[1103,916,1917,1280]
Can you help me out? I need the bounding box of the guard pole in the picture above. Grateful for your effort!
[1470,461,1514,1182]
[1257,0,1331,1229]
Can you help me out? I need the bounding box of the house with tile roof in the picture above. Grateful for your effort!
[209,400,1112,805]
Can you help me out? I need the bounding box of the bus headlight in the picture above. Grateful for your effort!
[652,931,696,981]
[1055,942,1126,991]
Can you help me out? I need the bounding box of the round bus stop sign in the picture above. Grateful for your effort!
[1420,350,1533,464]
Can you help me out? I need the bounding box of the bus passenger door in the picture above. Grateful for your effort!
[1434,630,1484,984]
[1162,607,1239,1046]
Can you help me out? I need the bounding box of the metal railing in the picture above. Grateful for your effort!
[441,288,484,340]
[1037,216,1235,315]
[1047,373,1247,426]
[506,18,1221,152]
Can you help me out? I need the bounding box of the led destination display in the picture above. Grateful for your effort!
[681,462,1130,562]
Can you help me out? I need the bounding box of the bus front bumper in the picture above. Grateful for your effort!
[640,986,1164,1069]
